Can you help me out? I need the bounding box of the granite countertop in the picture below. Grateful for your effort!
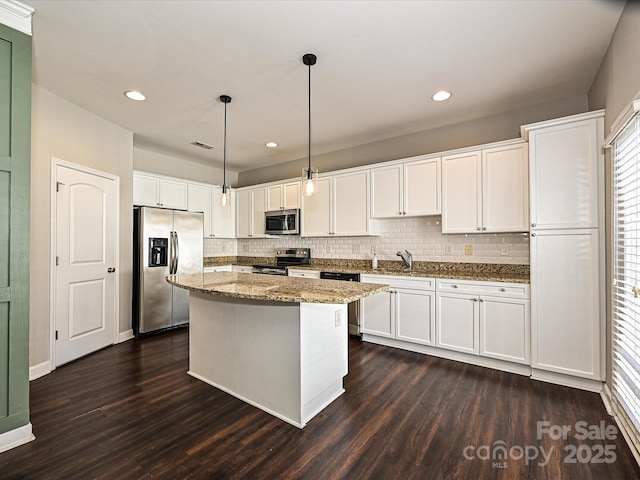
[204,256,530,284]
[168,272,389,304]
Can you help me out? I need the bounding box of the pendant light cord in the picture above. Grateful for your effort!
[307,60,311,178]
[223,100,227,189]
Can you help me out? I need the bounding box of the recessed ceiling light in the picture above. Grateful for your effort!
[124,90,146,101]
[432,90,452,102]
[266,142,278,148]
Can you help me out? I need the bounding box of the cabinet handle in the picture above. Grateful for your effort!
[477,227,481,231]
[472,298,478,302]
[479,298,484,303]
[500,287,506,292]
[531,223,536,227]
[452,285,458,288]
[531,233,536,237]
[482,226,487,231]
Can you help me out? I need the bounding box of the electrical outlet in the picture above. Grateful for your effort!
[335,310,342,327]
[242,245,248,252]
[500,244,510,256]
[371,244,377,254]
[352,244,360,254]
[465,244,473,255]
[445,244,454,255]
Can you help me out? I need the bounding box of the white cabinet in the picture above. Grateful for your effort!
[522,110,605,385]
[441,143,528,233]
[361,275,435,346]
[133,171,188,209]
[529,229,602,380]
[267,181,301,211]
[188,183,235,238]
[302,170,374,237]
[204,265,233,273]
[236,187,267,238]
[287,269,320,279]
[436,279,530,364]
[370,157,441,218]
[232,265,255,273]
[524,115,602,230]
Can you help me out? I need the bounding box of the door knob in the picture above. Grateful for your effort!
[107,267,116,273]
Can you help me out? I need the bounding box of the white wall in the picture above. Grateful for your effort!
[30,85,134,368]
[134,147,238,187]
[235,216,529,265]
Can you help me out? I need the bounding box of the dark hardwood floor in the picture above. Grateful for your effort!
[1,329,638,479]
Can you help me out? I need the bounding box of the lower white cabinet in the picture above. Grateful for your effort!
[232,265,255,273]
[204,265,233,273]
[361,275,435,346]
[436,279,530,364]
[288,269,321,279]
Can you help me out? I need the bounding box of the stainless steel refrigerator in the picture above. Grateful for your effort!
[133,206,203,335]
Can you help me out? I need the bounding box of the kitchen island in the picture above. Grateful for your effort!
[167,272,388,428]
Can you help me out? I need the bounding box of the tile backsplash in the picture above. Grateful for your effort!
[204,216,529,264]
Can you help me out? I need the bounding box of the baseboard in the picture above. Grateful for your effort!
[0,423,35,454]
[601,383,614,416]
[530,368,603,392]
[29,361,51,381]
[118,329,134,343]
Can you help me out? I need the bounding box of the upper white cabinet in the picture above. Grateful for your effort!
[370,157,441,218]
[266,181,301,211]
[441,143,529,233]
[523,115,602,230]
[236,186,267,238]
[133,171,188,210]
[188,183,235,238]
[302,170,375,237]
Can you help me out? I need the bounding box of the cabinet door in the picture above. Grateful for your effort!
[133,172,159,206]
[441,152,481,233]
[283,182,301,209]
[251,187,267,237]
[266,185,283,211]
[302,177,332,236]
[530,229,602,380]
[235,189,252,238]
[480,297,530,364]
[212,186,235,238]
[436,293,479,354]
[159,178,188,209]
[361,290,394,338]
[396,289,435,346]
[529,118,601,230]
[404,158,441,216]
[482,144,529,232]
[371,165,403,218]
[333,170,369,236]
[187,184,213,237]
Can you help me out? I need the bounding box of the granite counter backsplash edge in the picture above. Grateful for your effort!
[204,256,529,277]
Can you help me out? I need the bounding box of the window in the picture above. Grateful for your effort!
[611,101,640,459]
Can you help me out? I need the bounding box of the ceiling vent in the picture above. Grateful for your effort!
[191,141,214,150]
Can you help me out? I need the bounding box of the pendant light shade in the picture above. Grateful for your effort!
[302,53,318,197]
[220,94,231,207]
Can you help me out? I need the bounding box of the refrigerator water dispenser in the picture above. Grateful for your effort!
[149,238,168,267]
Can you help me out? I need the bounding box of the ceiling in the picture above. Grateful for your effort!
[26,0,624,173]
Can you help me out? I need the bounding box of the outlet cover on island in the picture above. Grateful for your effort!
[465,244,473,255]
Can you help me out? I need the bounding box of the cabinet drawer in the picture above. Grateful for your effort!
[361,274,435,291]
[288,269,321,279]
[204,265,232,273]
[436,279,529,299]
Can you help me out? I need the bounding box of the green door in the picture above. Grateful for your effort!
[0,23,31,435]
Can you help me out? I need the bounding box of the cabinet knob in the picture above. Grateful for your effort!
[500,287,506,292]
[531,223,536,227]
[482,226,487,231]
[452,285,458,288]
[477,227,481,231]
[479,298,484,303]
[107,267,116,273]
[472,298,478,302]
[531,233,536,237]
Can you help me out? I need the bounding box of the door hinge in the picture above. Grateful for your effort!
[55,330,58,340]
[56,181,64,192]
[56,256,59,266]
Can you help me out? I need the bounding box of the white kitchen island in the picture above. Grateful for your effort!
[167,272,388,428]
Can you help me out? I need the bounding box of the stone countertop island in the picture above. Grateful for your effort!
[168,272,389,428]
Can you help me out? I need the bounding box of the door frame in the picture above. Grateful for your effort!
[49,157,120,369]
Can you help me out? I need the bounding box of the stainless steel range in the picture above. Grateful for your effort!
[252,248,311,276]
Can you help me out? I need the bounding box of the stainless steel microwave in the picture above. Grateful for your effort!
[265,209,300,235]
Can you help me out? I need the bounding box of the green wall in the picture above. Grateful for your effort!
[0,23,31,435]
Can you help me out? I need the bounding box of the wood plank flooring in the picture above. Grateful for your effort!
[1,328,638,479]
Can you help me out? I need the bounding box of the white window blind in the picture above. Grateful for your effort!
[612,109,640,458]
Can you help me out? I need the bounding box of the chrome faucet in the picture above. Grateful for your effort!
[396,250,413,269]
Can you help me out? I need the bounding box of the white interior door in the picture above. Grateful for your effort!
[54,161,118,367]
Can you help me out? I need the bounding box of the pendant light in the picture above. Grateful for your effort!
[220,94,231,207]
[302,53,318,197]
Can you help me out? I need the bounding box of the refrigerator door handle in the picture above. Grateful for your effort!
[169,231,176,275]
[174,232,180,274]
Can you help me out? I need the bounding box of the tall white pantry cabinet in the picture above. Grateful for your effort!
[521,110,605,391]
